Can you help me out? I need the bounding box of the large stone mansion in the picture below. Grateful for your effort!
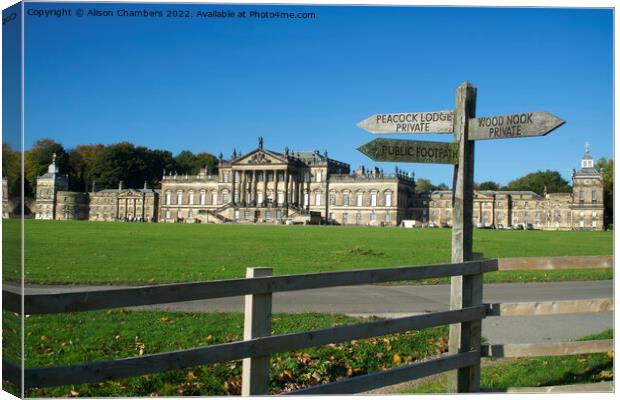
[28,139,604,230]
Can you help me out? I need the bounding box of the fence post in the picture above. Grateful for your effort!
[448,81,482,393]
[241,267,273,396]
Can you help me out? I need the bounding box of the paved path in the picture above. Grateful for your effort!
[6,281,613,344]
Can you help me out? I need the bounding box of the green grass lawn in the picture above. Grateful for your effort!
[402,329,614,393]
[8,310,448,397]
[2,219,613,284]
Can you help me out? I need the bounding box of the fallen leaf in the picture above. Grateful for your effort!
[393,354,402,364]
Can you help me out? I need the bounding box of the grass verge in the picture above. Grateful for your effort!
[401,329,614,393]
[11,310,449,397]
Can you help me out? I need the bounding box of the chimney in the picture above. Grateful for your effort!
[118,181,124,191]
[144,181,148,190]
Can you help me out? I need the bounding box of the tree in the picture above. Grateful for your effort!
[24,139,68,196]
[2,143,21,197]
[477,181,501,191]
[415,178,449,192]
[88,143,179,190]
[596,157,613,227]
[174,150,218,176]
[68,144,104,191]
[505,170,571,196]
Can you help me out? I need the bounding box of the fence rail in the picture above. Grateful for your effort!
[497,255,612,271]
[3,260,496,315]
[481,340,613,358]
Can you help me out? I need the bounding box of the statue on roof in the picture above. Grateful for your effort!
[52,152,57,162]
[258,136,264,149]
[585,141,590,154]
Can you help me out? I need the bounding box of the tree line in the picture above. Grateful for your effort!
[3,139,218,197]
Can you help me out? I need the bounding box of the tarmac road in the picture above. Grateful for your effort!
[7,280,613,345]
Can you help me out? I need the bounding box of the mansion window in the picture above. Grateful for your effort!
[356,193,363,207]
[316,172,322,182]
[342,213,348,225]
[304,171,310,182]
[329,192,336,206]
[315,193,321,206]
[370,211,376,223]
[579,191,584,203]
[304,193,309,207]
[258,192,264,204]
[177,192,183,205]
[212,192,218,205]
[223,172,230,183]
[166,210,171,219]
[244,210,250,219]
[277,191,285,205]
[592,191,597,203]
[276,210,282,219]
[165,193,171,205]
[234,210,240,220]
[223,192,230,204]
[343,193,350,207]
[265,211,271,220]
[384,213,391,223]
[385,192,392,207]
[189,192,194,205]
[200,191,206,205]
[188,210,193,219]
[356,212,362,225]
[370,192,377,207]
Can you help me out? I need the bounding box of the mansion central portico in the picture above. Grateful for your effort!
[158,137,417,225]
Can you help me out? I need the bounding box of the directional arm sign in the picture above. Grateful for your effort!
[357,111,454,134]
[468,112,565,141]
[357,138,458,165]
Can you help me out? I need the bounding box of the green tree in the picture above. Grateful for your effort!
[415,178,449,192]
[506,170,571,196]
[88,143,178,190]
[477,181,501,191]
[596,157,613,227]
[68,144,105,191]
[24,139,68,196]
[174,150,218,175]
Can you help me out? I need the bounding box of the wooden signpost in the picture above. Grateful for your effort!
[468,111,565,141]
[356,81,564,393]
[357,111,454,134]
[357,138,458,164]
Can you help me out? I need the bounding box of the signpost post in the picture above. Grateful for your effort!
[356,81,564,393]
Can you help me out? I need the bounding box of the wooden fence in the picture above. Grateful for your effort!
[1,255,613,394]
[482,254,613,393]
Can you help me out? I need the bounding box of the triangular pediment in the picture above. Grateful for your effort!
[119,189,141,198]
[232,148,287,165]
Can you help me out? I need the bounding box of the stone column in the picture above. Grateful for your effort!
[252,170,257,206]
[263,170,268,207]
[232,170,237,205]
[274,170,279,206]
[284,171,289,206]
[241,172,246,205]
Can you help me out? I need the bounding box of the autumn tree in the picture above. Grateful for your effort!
[2,143,21,197]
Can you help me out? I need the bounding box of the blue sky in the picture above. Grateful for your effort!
[14,3,614,186]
